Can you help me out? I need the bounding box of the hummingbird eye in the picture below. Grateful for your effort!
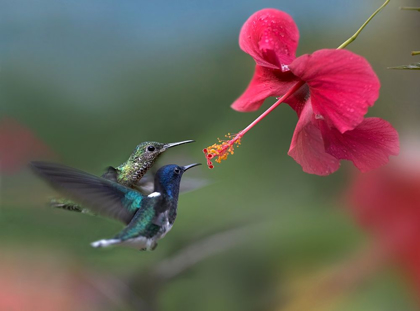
[174,168,181,174]
[147,145,156,152]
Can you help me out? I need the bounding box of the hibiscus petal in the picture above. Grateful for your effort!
[284,83,309,117]
[239,9,299,70]
[289,49,380,133]
[231,65,299,112]
[288,102,340,175]
[321,117,399,172]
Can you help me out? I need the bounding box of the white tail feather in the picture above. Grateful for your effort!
[91,239,121,248]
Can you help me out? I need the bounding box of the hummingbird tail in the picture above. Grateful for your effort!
[91,239,121,248]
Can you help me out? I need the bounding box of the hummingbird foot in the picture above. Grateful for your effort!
[139,242,157,251]
[91,239,121,248]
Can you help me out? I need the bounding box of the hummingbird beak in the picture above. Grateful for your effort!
[163,140,195,151]
[182,163,201,171]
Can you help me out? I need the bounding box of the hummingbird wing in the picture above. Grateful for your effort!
[134,172,154,194]
[101,166,119,182]
[31,161,143,224]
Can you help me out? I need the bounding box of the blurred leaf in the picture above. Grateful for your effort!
[388,63,420,70]
[400,7,420,12]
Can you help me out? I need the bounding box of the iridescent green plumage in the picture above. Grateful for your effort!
[115,199,160,240]
[112,141,170,187]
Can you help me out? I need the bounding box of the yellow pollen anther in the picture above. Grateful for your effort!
[203,133,242,168]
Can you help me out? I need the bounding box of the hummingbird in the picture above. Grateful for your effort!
[31,161,201,251]
[51,140,194,213]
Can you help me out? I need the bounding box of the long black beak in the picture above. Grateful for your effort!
[182,163,201,171]
[163,140,194,151]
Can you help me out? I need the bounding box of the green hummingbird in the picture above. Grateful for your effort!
[51,140,194,213]
[31,161,201,251]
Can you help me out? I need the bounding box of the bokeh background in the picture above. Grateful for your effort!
[1,0,420,310]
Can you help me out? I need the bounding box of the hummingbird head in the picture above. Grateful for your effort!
[154,163,201,198]
[130,140,195,164]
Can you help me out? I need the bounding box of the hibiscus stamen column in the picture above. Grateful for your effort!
[204,80,305,169]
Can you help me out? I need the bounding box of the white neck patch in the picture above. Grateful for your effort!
[148,192,161,198]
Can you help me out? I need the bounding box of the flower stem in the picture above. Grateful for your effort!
[337,0,391,50]
[412,51,420,56]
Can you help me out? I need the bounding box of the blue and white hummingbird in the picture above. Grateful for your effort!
[31,161,201,251]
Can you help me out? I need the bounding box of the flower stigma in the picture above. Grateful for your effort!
[203,133,242,169]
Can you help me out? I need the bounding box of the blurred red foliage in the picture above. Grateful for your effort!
[349,157,420,298]
[0,118,54,174]
[0,252,98,311]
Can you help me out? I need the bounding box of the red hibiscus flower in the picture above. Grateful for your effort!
[204,8,399,175]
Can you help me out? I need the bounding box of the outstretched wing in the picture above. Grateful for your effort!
[31,161,143,224]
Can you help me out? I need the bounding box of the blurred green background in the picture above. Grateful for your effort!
[1,0,419,310]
